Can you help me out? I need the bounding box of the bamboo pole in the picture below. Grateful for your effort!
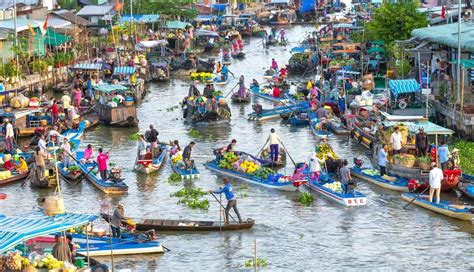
[425,62,430,119]
[460,66,465,132]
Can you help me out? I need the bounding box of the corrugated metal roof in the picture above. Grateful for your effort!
[411,22,474,53]
[52,10,92,26]
[164,20,190,29]
[0,0,39,9]
[47,17,72,29]
[77,5,114,16]
[0,18,41,32]
[388,79,420,98]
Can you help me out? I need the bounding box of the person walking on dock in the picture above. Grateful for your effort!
[210,179,242,224]
[429,162,443,204]
[267,128,282,162]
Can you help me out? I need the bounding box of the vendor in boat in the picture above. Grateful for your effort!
[215,61,222,73]
[52,234,72,262]
[34,146,48,180]
[279,65,288,79]
[226,139,237,153]
[279,29,286,42]
[209,178,242,224]
[289,82,297,96]
[429,162,443,204]
[189,81,201,97]
[203,83,215,98]
[47,125,64,143]
[170,140,181,156]
[363,120,378,135]
[337,89,346,114]
[221,64,233,81]
[390,127,402,155]
[309,152,324,181]
[73,85,82,107]
[266,128,282,162]
[251,79,259,88]
[415,127,429,157]
[3,119,14,154]
[272,85,280,98]
[145,124,159,157]
[61,137,72,168]
[81,144,95,164]
[111,203,126,238]
[3,154,15,171]
[16,156,28,174]
[182,141,195,170]
[339,159,353,195]
[137,134,147,160]
[438,141,450,170]
[378,144,388,176]
[238,75,246,97]
[270,58,278,71]
[96,148,109,181]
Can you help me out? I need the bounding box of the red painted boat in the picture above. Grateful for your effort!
[416,169,462,192]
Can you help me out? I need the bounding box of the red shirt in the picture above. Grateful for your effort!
[3,160,15,170]
[51,104,59,115]
[273,87,280,98]
[97,152,109,171]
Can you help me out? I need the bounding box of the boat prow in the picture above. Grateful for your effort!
[401,193,474,221]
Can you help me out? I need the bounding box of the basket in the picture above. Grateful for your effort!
[40,120,47,126]
[43,195,65,216]
[400,158,415,168]
[418,161,431,170]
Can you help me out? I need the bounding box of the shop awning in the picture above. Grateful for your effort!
[0,211,97,253]
[367,47,386,55]
[93,84,128,93]
[195,29,219,37]
[211,4,227,11]
[119,14,160,23]
[450,59,474,69]
[336,69,360,75]
[72,63,103,70]
[381,120,454,135]
[113,66,136,75]
[164,21,190,29]
[388,79,420,98]
[43,29,72,46]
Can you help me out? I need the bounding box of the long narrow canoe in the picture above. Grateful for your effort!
[309,112,333,137]
[350,167,409,192]
[248,102,308,121]
[76,151,128,194]
[62,121,86,141]
[205,160,300,191]
[101,213,255,232]
[250,85,289,103]
[401,193,474,221]
[58,162,83,182]
[0,171,29,186]
[72,234,164,256]
[458,184,474,200]
[305,178,367,206]
[135,145,169,174]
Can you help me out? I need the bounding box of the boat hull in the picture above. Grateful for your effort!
[305,180,367,206]
[135,146,168,175]
[401,193,474,221]
[350,167,409,192]
[0,171,29,185]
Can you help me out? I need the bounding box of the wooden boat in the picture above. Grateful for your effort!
[248,102,308,121]
[170,155,200,179]
[102,213,255,232]
[58,162,83,182]
[258,146,286,168]
[351,125,376,150]
[214,79,229,86]
[93,84,139,127]
[458,183,474,199]
[0,170,29,185]
[289,113,309,126]
[205,160,300,191]
[76,151,128,194]
[309,113,333,137]
[135,144,168,174]
[350,167,409,192]
[327,118,351,135]
[231,51,245,59]
[27,164,57,188]
[461,173,474,183]
[305,177,367,206]
[250,85,288,103]
[62,120,86,141]
[231,92,250,103]
[401,193,474,221]
[72,234,164,256]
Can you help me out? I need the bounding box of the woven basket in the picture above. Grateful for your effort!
[401,158,415,168]
[419,161,431,170]
[43,195,65,216]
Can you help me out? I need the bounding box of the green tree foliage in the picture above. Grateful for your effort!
[57,0,78,11]
[123,0,198,20]
[365,1,429,46]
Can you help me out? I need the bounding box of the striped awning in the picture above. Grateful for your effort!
[389,79,420,98]
[0,211,97,253]
[93,84,128,93]
[119,14,160,23]
[114,66,136,75]
[72,63,103,70]
[336,69,360,75]
[164,21,190,29]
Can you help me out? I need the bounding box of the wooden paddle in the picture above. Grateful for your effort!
[279,141,296,167]
[224,83,239,98]
[210,192,236,222]
[403,186,430,209]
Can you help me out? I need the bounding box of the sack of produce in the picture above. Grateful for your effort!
[43,195,65,216]
[10,96,21,108]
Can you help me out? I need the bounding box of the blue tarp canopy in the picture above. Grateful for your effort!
[0,211,97,253]
[195,15,217,22]
[195,29,219,37]
[291,47,307,53]
[72,63,103,70]
[301,0,316,13]
[336,69,360,75]
[164,21,190,29]
[212,4,227,11]
[381,120,454,135]
[93,84,128,93]
[114,66,136,75]
[388,79,420,98]
[119,14,160,23]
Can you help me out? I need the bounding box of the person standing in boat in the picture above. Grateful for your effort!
[390,127,402,155]
[3,119,14,154]
[52,234,72,262]
[137,134,147,160]
[226,139,237,153]
[337,89,346,114]
[61,137,72,168]
[146,124,159,157]
[429,162,443,204]
[203,83,215,99]
[339,159,352,194]
[270,58,278,71]
[437,141,450,170]
[209,178,242,224]
[182,141,195,170]
[111,203,126,238]
[238,75,246,98]
[378,144,388,176]
[308,152,324,181]
[267,128,282,162]
[34,146,48,180]
[415,127,429,157]
[170,140,181,156]
[272,85,281,98]
[97,148,109,181]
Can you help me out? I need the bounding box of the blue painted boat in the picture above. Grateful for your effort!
[305,176,367,206]
[401,193,474,221]
[461,173,474,183]
[350,167,409,192]
[248,102,309,121]
[76,151,128,194]
[58,161,83,181]
[72,233,164,256]
[289,113,309,126]
[170,154,200,179]
[309,112,333,137]
[62,121,86,141]
[459,183,474,199]
[327,118,351,135]
[205,160,300,191]
[135,144,169,174]
[250,85,289,103]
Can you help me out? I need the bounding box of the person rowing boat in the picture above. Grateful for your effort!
[209,178,242,224]
[182,141,196,170]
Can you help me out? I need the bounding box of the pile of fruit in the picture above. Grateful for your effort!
[0,170,12,180]
[316,143,339,160]
[362,169,379,176]
[218,152,276,179]
[322,181,343,192]
[190,72,213,82]
[218,152,240,169]
[253,167,276,179]
[171,153,183,164]
[239,160,259,174]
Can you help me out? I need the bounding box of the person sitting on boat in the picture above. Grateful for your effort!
[267,128,282,162]
[16,156,28,174]
[215,61,222,74]
[450,148,460,169]
[429,162,443,204]
[251,79,259,88]
[96,148,109,181]
[238,75,246,97]
[221,64,233,81]
[415,127,429,157]
[73,86,82,108]
[438,141,450,170]
[170,140,181,156]
[237,38,244,51]
[81,144,95,164]
[182,142,195,170]
[66,234,76,260]
[339,159,353,195]
[279,65,288,78]
[111,203,126,239]
[309,152,324,181]
[306,80,314,91]
[270,58,278,71]
[232,40,239,53]
[209,178,243,224]
[315,105,328,120]
[47,125,64,143]
[378,144,388,176]
[203,83,215,99]
[34,146,48,180]
[52,234,72,263]
[137,134,147,161]
[289,82,297,96]
[272,85,281,98]
[223,48,231,61]
[145,124,159,158]
[3,154,15,171]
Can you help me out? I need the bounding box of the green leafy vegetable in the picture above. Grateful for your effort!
[244,258,267,268]
[167,173,182,184]
[299,192,314,206]
[128,133,140,141]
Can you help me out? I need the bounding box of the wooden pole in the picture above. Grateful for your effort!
[460,66,465,132]
[435,134,438,166]
[385,69,388,112]
[425,62,430,119]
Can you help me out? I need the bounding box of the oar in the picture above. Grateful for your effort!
[403,186,430,209]
[210,192,236,222]
[224,83,239,98]
[84,162,98,177]
[254,139,269,158]
[279,141,296,167]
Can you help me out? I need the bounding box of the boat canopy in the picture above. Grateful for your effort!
[113,66,136,75]
[336,69,360,75]
[195,29,219,38]
[0,211,97,253]
[290,47,307,53]
[93,84,128,93]
[381,120,454,135]
[72,63,103,70]
[164,21,190,29]
[119,14,160,23]
[388,79,420,98]
[449,59,474,69]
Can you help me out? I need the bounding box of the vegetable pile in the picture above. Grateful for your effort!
[450,140,474,175]
[168,172,182,184]
[323,181,343,193]
[171,187,209,210]
[190,72,213,82]
[245,258,267,268]
[362,169,379,176]
[316,143,339,160]
[218,152,276,179]
[299,192,314,206]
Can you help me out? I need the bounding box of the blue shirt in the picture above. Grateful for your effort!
[438,146,450,163]
[214,183,235,201]
[378,148,387,167]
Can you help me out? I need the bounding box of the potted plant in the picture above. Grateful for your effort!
[417,156,431,170]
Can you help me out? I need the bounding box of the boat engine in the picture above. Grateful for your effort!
[108,167,122,182]
[353,158,363,168]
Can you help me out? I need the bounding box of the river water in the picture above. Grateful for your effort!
[1,25,473,271]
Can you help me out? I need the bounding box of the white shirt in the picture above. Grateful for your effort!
[38,138,47,152]
[289,85,297,95]
[429,167,443,189]
[267,132,281,145]
[309,155,323,172]
[61,95,71,109]
[5,123,14,138]
[390,131,402,151]
[61,142,71,155]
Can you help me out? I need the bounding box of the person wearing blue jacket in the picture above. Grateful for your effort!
[210,179,242,224]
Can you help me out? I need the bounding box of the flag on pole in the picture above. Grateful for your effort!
[43,14,49,32]
[27,23,35,36]
[441,5,446,19]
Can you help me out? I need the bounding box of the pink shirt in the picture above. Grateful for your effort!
[97,153,109,171]
[74,89,82,101]
[84,148,93,160]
